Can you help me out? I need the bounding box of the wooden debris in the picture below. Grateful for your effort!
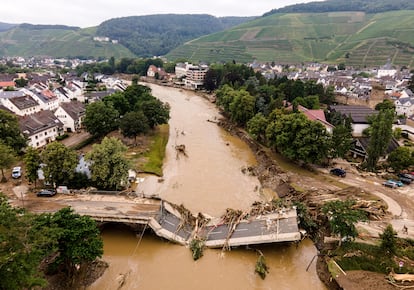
[175,144,188,158]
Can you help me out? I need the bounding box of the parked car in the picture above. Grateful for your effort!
[383,180,398,188]
[399,173,414,180]
[330,168,346,177]
[36,189,56,197]
[398,175,412,185]
[388,179,404,187]
[12,166,21,179]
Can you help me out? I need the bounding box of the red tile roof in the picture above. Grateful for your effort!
[0,81,15,88]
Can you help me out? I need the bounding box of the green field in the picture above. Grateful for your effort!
[0,26,135,58]
[166,11,414,67]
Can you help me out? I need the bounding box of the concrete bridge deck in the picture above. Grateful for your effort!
[55,194,302,248]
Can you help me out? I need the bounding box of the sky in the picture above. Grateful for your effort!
[0,0,321,28]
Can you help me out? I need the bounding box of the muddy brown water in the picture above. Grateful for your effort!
[88,84,326,290]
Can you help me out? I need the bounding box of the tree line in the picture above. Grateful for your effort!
[75,57,176,76]
[206,62,405,171]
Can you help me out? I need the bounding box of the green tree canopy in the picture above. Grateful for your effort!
[103,91,130,116]
[0,195,57,290]
[366,109,394,171]
[322,199,367,244]
[266,112,331,164]
[387,146,413,172]
[375,99,395,111]
[331,123,353,159]
[49,207,103,287]
[40,142,78,187]
[119,111,150,143]
[247,113,268,143]
[379,224,397,256]
[0,142,16,182]
[83,101,120,137]
[228,89,256,126]
[139,99,170,129]
[85,137,130,190]
[23,147,41,186]
[0,109,27,152]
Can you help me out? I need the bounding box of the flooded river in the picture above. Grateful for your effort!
[89,84,326,290]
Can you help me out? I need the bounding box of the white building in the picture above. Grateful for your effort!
[54,101,85,132]
[19,110,64,148]
[377,60,397,78]
[0,90,41,116]
[394,89,414,117]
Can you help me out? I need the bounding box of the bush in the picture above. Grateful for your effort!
[55,133,69,141]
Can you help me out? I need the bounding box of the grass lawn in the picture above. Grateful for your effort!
[126,124,169,176]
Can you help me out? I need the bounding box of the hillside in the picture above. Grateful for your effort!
[0,22,16,32]
[0,24,135,59]
[166,10,414,67]
[96,14,255,57]
[264,0,414,15]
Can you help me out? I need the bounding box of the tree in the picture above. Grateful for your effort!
[41,142,78,187]
[119,111,150,143]
[379,224,397,255]
[331,123,353,159]
[375,99,395,111]
[23,147,41,186]
[50,207,103,288]
[228,89,256,126]
[14,77,28,88]
[83,101,119,137]
[322,199,367,245]
[266,113,331,164]
[366,109,394,171]
[0,109,27,152]
[139,99,170,129]
[0,195,56,290]
[85,137,129,190]
[0,143,16,182]
[103,92,129,116]
[247,113,269,143]
[387,146,413,172]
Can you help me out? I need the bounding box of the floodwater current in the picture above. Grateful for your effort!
[88,84,327,290]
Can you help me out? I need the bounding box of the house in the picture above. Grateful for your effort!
[377,59,397,78]
[54,101,85,132]
[22,88,60,111]
[0,81,15,89]
[54,86,72,103]
[19,110,64,148]
[287,104,335,133]
[147,65,167,79]
[0,90,41,116]
[350,137,399,161]
[394,89,414,117]
[329,105,378,136]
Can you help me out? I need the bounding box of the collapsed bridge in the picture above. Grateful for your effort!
[55,194,302,248]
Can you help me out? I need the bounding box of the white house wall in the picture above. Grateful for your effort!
[352,124,369,136]
[28,126,60,148]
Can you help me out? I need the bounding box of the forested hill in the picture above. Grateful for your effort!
[0,22,16,32]
[264,0,414,16]
[96,14,255,57]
